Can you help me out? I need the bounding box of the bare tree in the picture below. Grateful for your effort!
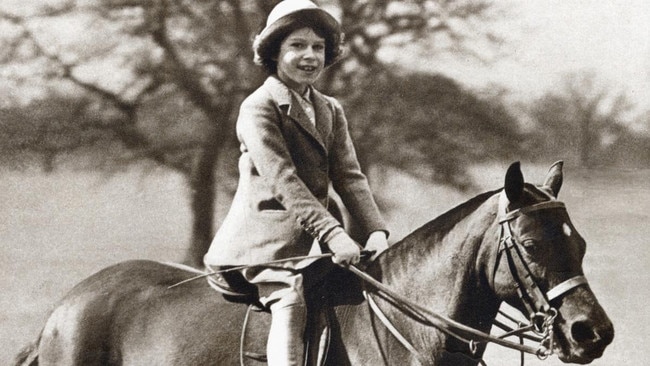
[2,0,262,265]
[1,0,505,266]
[527,72,634,167]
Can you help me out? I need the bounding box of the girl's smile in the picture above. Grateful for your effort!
[276,27,326,94]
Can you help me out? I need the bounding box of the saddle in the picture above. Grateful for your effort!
[207,258,365,366]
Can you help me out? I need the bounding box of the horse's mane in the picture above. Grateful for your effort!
[398,189,501,244]
[397,182,552,246]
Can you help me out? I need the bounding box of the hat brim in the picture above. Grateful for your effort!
[256,8,341,49]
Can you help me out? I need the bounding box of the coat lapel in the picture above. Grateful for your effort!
[311,88,333,144]
[264,77,328,152]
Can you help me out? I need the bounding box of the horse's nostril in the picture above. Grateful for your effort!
[571,319,614,348]
[597,323,615,346]
[571,320,596,344]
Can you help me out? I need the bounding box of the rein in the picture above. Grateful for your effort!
[350,266,542,364]
[167,194,589,365]
[350,193,589,365]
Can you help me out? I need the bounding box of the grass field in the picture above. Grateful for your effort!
[1,162,648,365]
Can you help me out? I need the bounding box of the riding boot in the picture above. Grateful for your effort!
[267,302,307,366]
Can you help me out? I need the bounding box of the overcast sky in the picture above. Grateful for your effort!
[3,0,649,121]
[411,1,650,119]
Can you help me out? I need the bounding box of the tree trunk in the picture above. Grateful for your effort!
[184,139,222,267]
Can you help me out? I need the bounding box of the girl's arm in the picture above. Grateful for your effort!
[327,97,388,241]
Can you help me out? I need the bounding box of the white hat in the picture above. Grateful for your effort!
[253,0,342,68]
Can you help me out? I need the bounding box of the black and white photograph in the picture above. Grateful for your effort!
[1,0,647,365]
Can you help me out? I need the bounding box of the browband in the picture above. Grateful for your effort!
[499,201,566,223]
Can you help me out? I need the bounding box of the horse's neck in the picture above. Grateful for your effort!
[364,195,502,361]
[382,197,498,310]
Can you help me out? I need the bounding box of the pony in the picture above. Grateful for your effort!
[14,162,613,365]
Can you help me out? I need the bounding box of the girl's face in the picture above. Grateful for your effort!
[276,27,326,93]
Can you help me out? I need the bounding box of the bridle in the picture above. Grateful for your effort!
[355,191,590,365]
[495,192,589,359]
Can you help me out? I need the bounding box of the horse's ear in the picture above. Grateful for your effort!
[504,161,524,203]
[543,160,564,198]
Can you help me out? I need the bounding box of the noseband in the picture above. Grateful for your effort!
[496,192,589,356]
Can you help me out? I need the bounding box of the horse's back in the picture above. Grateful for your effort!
[37,260,247,365]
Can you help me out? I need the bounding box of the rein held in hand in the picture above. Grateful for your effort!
[167,196,587,366]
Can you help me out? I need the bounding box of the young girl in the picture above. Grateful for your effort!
[204,1,388,364]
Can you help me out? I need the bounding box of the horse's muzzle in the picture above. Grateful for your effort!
[556,313,614,364]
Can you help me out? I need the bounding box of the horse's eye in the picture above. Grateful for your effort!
[521,239,538,250]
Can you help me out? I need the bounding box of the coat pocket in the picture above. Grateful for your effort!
[257,198,286,213]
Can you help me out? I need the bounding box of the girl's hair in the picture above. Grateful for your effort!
[253,12,344,75]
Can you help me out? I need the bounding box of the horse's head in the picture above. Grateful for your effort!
[491,162,613,364]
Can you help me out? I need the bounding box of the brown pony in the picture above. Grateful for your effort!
[14,162,613,365]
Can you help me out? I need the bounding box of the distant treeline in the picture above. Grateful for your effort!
[2,68,648,181]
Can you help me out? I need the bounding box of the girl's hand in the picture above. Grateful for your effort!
[365,231,388,260]
[326,229,361,266]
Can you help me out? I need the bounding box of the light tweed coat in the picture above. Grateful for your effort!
[204,76,386,267]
